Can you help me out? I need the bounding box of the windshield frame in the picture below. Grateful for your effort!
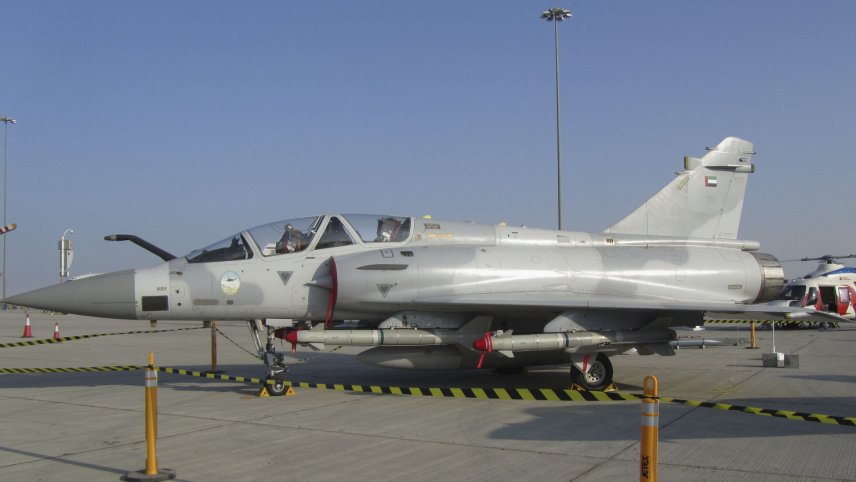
[184,233,255,264]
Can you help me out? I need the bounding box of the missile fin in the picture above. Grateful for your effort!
[457,315,493,333]
[637,342,676,356]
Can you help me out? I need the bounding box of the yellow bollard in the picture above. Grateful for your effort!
[640,375,659,482]
[145,352,158,475]
[124,352,175,481]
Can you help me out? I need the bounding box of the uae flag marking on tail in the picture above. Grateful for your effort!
[704,176,718,187]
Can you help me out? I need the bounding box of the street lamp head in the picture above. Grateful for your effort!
[541,8,572,22]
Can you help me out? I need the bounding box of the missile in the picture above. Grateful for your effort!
[473,329,677,354]
[670,338,725,349]
[470,329,676,368]
[280,315,493,352]
[355,345,572,370]
[285,327,450,347]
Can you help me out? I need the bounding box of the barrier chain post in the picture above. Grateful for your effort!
[207,320,222,374]
[749,321,757,349]
[124,352,175,481]
[211,320,218,372]
[640,375,659,482]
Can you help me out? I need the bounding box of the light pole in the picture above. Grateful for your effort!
[541,8,572,231]
[60,229,74,283]
[1,116,16,300]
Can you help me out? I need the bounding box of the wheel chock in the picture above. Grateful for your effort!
[256,385,295,397]
[570,383,619,392]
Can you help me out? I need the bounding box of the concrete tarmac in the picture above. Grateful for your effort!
[1,310,855,481]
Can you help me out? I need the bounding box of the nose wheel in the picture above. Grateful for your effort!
[265,377,290,396]
[248,320,290,395]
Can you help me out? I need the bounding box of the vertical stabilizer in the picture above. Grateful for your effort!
[604,137,755,240]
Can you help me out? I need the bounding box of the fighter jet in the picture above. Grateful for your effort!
[6,137,843,395]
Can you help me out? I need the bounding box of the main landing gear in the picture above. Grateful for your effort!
[247,319,289,395]
[571,353,614,391]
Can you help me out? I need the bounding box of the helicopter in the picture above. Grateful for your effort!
[774,254,856,326]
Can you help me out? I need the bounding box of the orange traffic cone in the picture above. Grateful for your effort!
[21,314,33,338]
[53,322,61,340]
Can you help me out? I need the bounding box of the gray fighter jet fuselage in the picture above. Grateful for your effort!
[7,137,841,392]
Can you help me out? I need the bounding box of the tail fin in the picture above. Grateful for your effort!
[604,137,755,240]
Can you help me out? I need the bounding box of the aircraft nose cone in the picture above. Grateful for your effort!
[4,270,137,319]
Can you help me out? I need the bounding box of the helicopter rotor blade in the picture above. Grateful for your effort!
[783,254,856,262]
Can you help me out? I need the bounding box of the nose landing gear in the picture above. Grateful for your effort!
[247,320,290,396]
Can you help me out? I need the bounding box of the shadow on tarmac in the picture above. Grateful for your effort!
[0,445,127,476]
[785,374,856,384]
[488,399,856,443]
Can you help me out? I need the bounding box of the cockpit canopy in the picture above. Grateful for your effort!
[249,215,322,256]
[184,214,411,264]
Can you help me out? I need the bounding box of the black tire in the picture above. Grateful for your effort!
[494,366,526,375]
[571,353,614,391]
[266,378,289,396]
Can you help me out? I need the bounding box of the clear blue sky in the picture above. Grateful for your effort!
[2,1,855,293]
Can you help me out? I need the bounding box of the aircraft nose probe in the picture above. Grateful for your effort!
[104,234,176,261]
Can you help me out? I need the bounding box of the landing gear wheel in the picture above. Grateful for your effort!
[266,377,289,396]
[494,366,526,375]
[571,353,614,391]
